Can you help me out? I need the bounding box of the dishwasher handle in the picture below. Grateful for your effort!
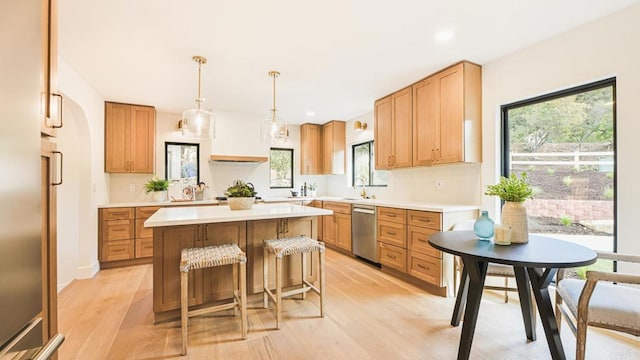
[353,208,375,215]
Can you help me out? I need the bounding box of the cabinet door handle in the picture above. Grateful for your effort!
[52,151,63,186]
[51,93,63,128]
[417,238,427,243]
[387,214,397,218]
[386,253,397,260]
[387,231,396,236]
[417,263,428,270]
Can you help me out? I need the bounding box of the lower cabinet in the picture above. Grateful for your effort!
[99,208,135,264]
[322,201,352,252]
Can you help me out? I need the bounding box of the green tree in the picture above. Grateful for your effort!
[270,149,291,186]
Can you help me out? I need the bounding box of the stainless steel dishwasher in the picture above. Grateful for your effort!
[352,204,379,264]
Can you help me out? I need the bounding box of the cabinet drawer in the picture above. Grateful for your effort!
[136,218,153,239]
[377,220,406,248]
[377,207,406,224]
[408,251,442,286]
[379,242,406,272]
[102,239,135,261]
[136,237,154,258]
[407,225,441,258]
[407,210,441,230]
[104,219,134,241]
[311,200,323,208]
[136,206,161,219]
[103,207,134,221]
[323,201,351,214]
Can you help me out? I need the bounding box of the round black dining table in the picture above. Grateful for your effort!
[429,231,597,360]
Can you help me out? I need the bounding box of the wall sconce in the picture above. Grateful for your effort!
[354,120,368,131]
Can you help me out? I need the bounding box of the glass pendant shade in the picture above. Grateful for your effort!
[182,107,214,138]
[261,70,288,142]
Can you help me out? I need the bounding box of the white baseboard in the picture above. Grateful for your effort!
[76,260,100,279]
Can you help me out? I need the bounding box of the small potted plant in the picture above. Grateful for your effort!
[225,180,258,210]
[144,176,170,202]
[485,172,534,243]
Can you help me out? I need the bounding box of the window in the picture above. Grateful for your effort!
[352,141,387,187]
[502,78,616,254]
[270,148,293,188]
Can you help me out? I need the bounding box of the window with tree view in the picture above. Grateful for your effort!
[270,148,293,188]
[502,78,616,258]
[352,141,387,187]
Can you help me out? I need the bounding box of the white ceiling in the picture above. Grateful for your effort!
[59,0,637,124]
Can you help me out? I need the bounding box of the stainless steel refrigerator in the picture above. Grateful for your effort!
[1,0,64,358]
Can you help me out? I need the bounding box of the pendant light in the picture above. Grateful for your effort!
[182,55,214,139]
[261,70,288,142]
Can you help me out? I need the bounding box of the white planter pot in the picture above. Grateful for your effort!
[227,197,255,210]
[309,190,317,197]
[152,190,165,202]
[501,201,528,243]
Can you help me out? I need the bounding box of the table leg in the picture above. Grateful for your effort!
[527,267,565,360]
[451,265,469,326]
[457,257,488,360]
[513,266,536,341]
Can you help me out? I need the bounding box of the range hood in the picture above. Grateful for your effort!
[209,155,268,163]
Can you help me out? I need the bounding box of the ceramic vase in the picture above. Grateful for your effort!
[474,210,494,240]
[152,190,165,202]
[228,197,255,210]
[501,201,528,243]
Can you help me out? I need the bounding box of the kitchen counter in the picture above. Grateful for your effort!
[145,203,332,227]
[317,197,478,213]
[98,199,220,208]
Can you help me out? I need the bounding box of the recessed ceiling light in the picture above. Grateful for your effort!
[306,111,315,117]
[434,30,455,43]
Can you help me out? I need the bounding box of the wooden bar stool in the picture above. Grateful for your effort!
[180,244,247,356]
[263,236,325,329]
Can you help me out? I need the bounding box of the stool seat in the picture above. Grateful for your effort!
[263,236,326,329]
[180,243,247,356]
[264,236,325,258]
[181,244,247,272]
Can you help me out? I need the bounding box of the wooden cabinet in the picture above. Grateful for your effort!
[377,207,407,271]
[105,102,156,173]
[300,123,322,175]
[322,201,352,252]
[41,0,61,137]
[412,61,482,166]
[135,206,160,258]
[374,87,413,170]
[246,217,316,294]
[309,200,323,241]
[322,120,346,174]
[99,208,135,263]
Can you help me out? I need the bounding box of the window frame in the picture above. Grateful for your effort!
[500,77,617,253]
[351,140,387,187]
[269,147,294,189]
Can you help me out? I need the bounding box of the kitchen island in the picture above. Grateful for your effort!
[144,203,332,322]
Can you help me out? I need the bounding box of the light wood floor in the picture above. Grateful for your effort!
[58,249,639,359]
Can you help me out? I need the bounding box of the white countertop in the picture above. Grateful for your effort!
[98,199,220,208]
[145,203,333,227]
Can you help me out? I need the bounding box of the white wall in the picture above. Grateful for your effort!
[481,4,640,261]
[57,58,108,286]
[108,110,327,202]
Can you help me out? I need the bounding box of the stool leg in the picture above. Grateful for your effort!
[276,256,282,329]
[180,271,188,356]
[233,263,239,316]
[240,262,247,340]
[301,252,307,300]
[319,250,325,318]
[263,247,269,309]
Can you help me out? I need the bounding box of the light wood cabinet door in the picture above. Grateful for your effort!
[374,96,393,170]
[335,213,352,252]
[41,139,58,348]
[412,76,439,166]
[437,64,464,164]
[322,214,336,246]
[300,123,322,175]
[201,222,247,302]
[392,87,413,168]
[105,102,155,173]
[41,0,60,137]
[321,120,346,174]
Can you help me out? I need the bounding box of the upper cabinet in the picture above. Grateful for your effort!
[105,102,156,173]
[374,60,482,170]
[41,0,61,137]
[413,61,482,166]
[300,123,322,175]
[375,86,413,170]
[322,120,346,175]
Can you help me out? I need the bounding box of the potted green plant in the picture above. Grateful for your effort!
[485,172,534,243]
[224,180,258,210]
[144,176,170,202]
[308,183,317,197]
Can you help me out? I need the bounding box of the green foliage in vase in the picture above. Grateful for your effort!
[485,172,534,203]
[225,180,258,198]
[560,215,573,226]
[144,176,169,194]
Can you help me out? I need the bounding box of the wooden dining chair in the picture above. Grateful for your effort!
[555,251,640,360]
